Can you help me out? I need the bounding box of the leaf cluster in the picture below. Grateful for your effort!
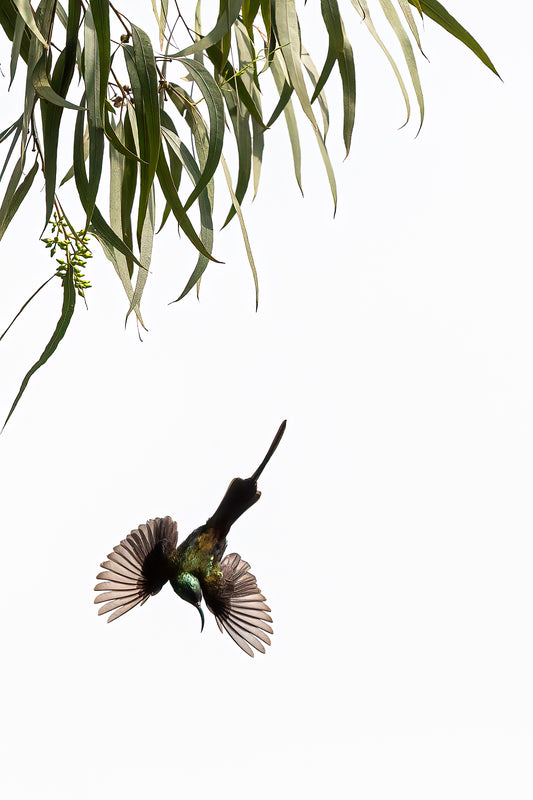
[0,0,498,427]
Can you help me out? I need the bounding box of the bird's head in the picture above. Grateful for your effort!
[170,573,205,631]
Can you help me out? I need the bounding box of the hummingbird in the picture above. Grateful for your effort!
[94,421,286,657]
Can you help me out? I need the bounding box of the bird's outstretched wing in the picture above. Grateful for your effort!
[203,553,273,657]
[94,516,178,622]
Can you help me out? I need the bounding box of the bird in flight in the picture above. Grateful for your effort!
[94,421,286,657]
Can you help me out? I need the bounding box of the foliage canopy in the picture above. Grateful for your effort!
[0,0,498,427]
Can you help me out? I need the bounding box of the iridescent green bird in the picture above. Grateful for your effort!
[94,421,286,657]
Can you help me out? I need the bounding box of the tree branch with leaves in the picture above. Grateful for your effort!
[0,0,499,428]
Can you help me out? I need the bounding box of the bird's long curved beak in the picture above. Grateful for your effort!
[197,603,205,632]
[250,420,287,481]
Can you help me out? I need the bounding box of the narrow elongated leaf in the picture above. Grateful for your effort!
[242,0,261,38]
[234,20,264,196]
[221,155,258,310]
[0,158,38,240]
[0,116,23,144]
[156,146,218,263]
[273,0,317,130]
[312,0,343,103]
[9,11,25,87]
[173,60,224,211]
[125,28,161,244]
[32,53,84,109]
[410,0,500,77]
[161,120,215,300]
[12,0,48,47]
[89,206,144,269]
[351,0,411,126]
[175,0,242,57]
[337,20,356,157]
[2,267,76,431]
[127,187,154,321]
[265,77,293,129]
[89,0,111,117]
[398,0,423,52]
[221,89,252,228]
[301,50,329,139]
[41,31,81,224]
[83,9,105,222]
[0,118,23,183]
[0,152,27,233]
[108,119,142,320]
[314,128,337,214]
[270,50,302,194]
[378,0,424,130]
[122,106,139,276]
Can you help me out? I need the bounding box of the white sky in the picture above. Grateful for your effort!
[0,1,532,798]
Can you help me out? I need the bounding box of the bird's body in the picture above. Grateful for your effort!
[94,421,286,656]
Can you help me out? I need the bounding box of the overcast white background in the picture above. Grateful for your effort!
[0,1,531,798]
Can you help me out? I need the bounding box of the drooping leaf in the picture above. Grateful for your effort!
[2,266,76,431]
[9,11,26,87]
[173,0,242,58]
[172,59,224,211]
[12,0,48,47]
[0,158,38,240]
[272,0,318,130]
[32,53,84,110]
[410,0,500,77]
[337,19,356,157]
[269,49,302,194]
[378,0,425,131]
[161,118,215,300]
[221,154,258,310]
[351,0,411,126]
[124,27,161,245]
[312,0,343,103]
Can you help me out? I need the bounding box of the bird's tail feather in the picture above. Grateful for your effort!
[94,516,178,623]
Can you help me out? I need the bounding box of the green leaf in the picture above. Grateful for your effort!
[273,0,318,130]
[12,0,48,47]
[174,0,242,57]
[314,128,337,214]
[378,0,424,131]
[9,11,26,87]
[337,19,356,157]
[155,144,219,263]
[398,0,424,52]
[2,267,76,431]
[0,158,38,240]
[221,154,258,310]
[270,50,302,194]
[32,53,84,110]
[0,117,23,183]
[351,0,411,126]
[108,118,142,321]
[125,28,161,245]
[161,119,215,301]
[173,60,224,211]
[83,9,105,222]
[221,88,252,228]
[89,206,144,270]
[127,187,155,322]
[301,49,329,139]
[410,0,500,77]
[312,0,343,103]
[41,31,81,224]
[89,0,111,118]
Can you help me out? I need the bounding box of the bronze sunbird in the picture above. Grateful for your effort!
[94,421,286,657]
